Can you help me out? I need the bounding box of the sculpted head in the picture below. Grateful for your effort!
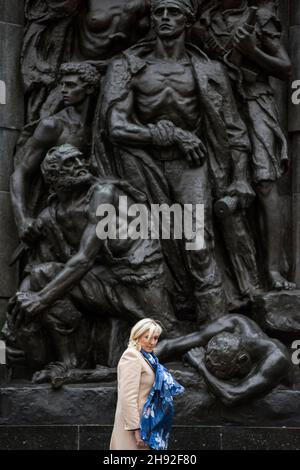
[59,62,99,106]
[204,332,252,380]
[151,0,197,38]
[41,144,92,192]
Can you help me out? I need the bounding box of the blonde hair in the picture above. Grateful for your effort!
[128,318,163,351]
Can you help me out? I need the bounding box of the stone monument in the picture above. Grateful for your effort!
[1,0,300,450]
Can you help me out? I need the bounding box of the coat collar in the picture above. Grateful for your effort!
[123,40,211,76]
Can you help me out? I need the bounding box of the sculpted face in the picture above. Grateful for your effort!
[60,152,90,179]
[42,146,92,192]
[60,74,89,106]
[57,152,91,190]
[152,4,188,39]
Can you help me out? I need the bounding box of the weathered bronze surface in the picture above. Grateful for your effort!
[1,0,299,418]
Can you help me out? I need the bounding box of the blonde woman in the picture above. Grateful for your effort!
[110,318,184,450]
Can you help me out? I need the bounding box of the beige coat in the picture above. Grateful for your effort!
[110,347,155,450]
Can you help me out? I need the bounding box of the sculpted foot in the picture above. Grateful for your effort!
[269,271,296,291]
[32,362,67,389]
[32,369,50,384]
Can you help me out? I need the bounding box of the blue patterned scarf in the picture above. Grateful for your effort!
[140,349,185,450]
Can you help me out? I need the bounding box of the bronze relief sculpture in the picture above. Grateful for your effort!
[1,0,299,422]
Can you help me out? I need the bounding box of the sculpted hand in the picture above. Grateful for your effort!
[20,217,41,244]
[14,291,46,327]
[205,32,226,56]
[233,26,257,58]
[183,347,206,370]
[226,179,255,209]
[155,339,170,360]
[149,120,176,146]
[134,429,147,448]
[174,129,207,167]
[149,122,207,166]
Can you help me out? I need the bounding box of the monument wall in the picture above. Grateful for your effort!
[1,0,300,450]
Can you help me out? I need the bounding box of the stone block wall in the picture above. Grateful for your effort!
[0,0,24,327]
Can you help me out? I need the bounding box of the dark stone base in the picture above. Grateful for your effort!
[0,382,117,425]
[1,378,300,449]
[0,425,300,450]
[1,378,300,427]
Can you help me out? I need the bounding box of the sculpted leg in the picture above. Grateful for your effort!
[219,212,261,299]
[256,181,296,290]
[165,161,226,323]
